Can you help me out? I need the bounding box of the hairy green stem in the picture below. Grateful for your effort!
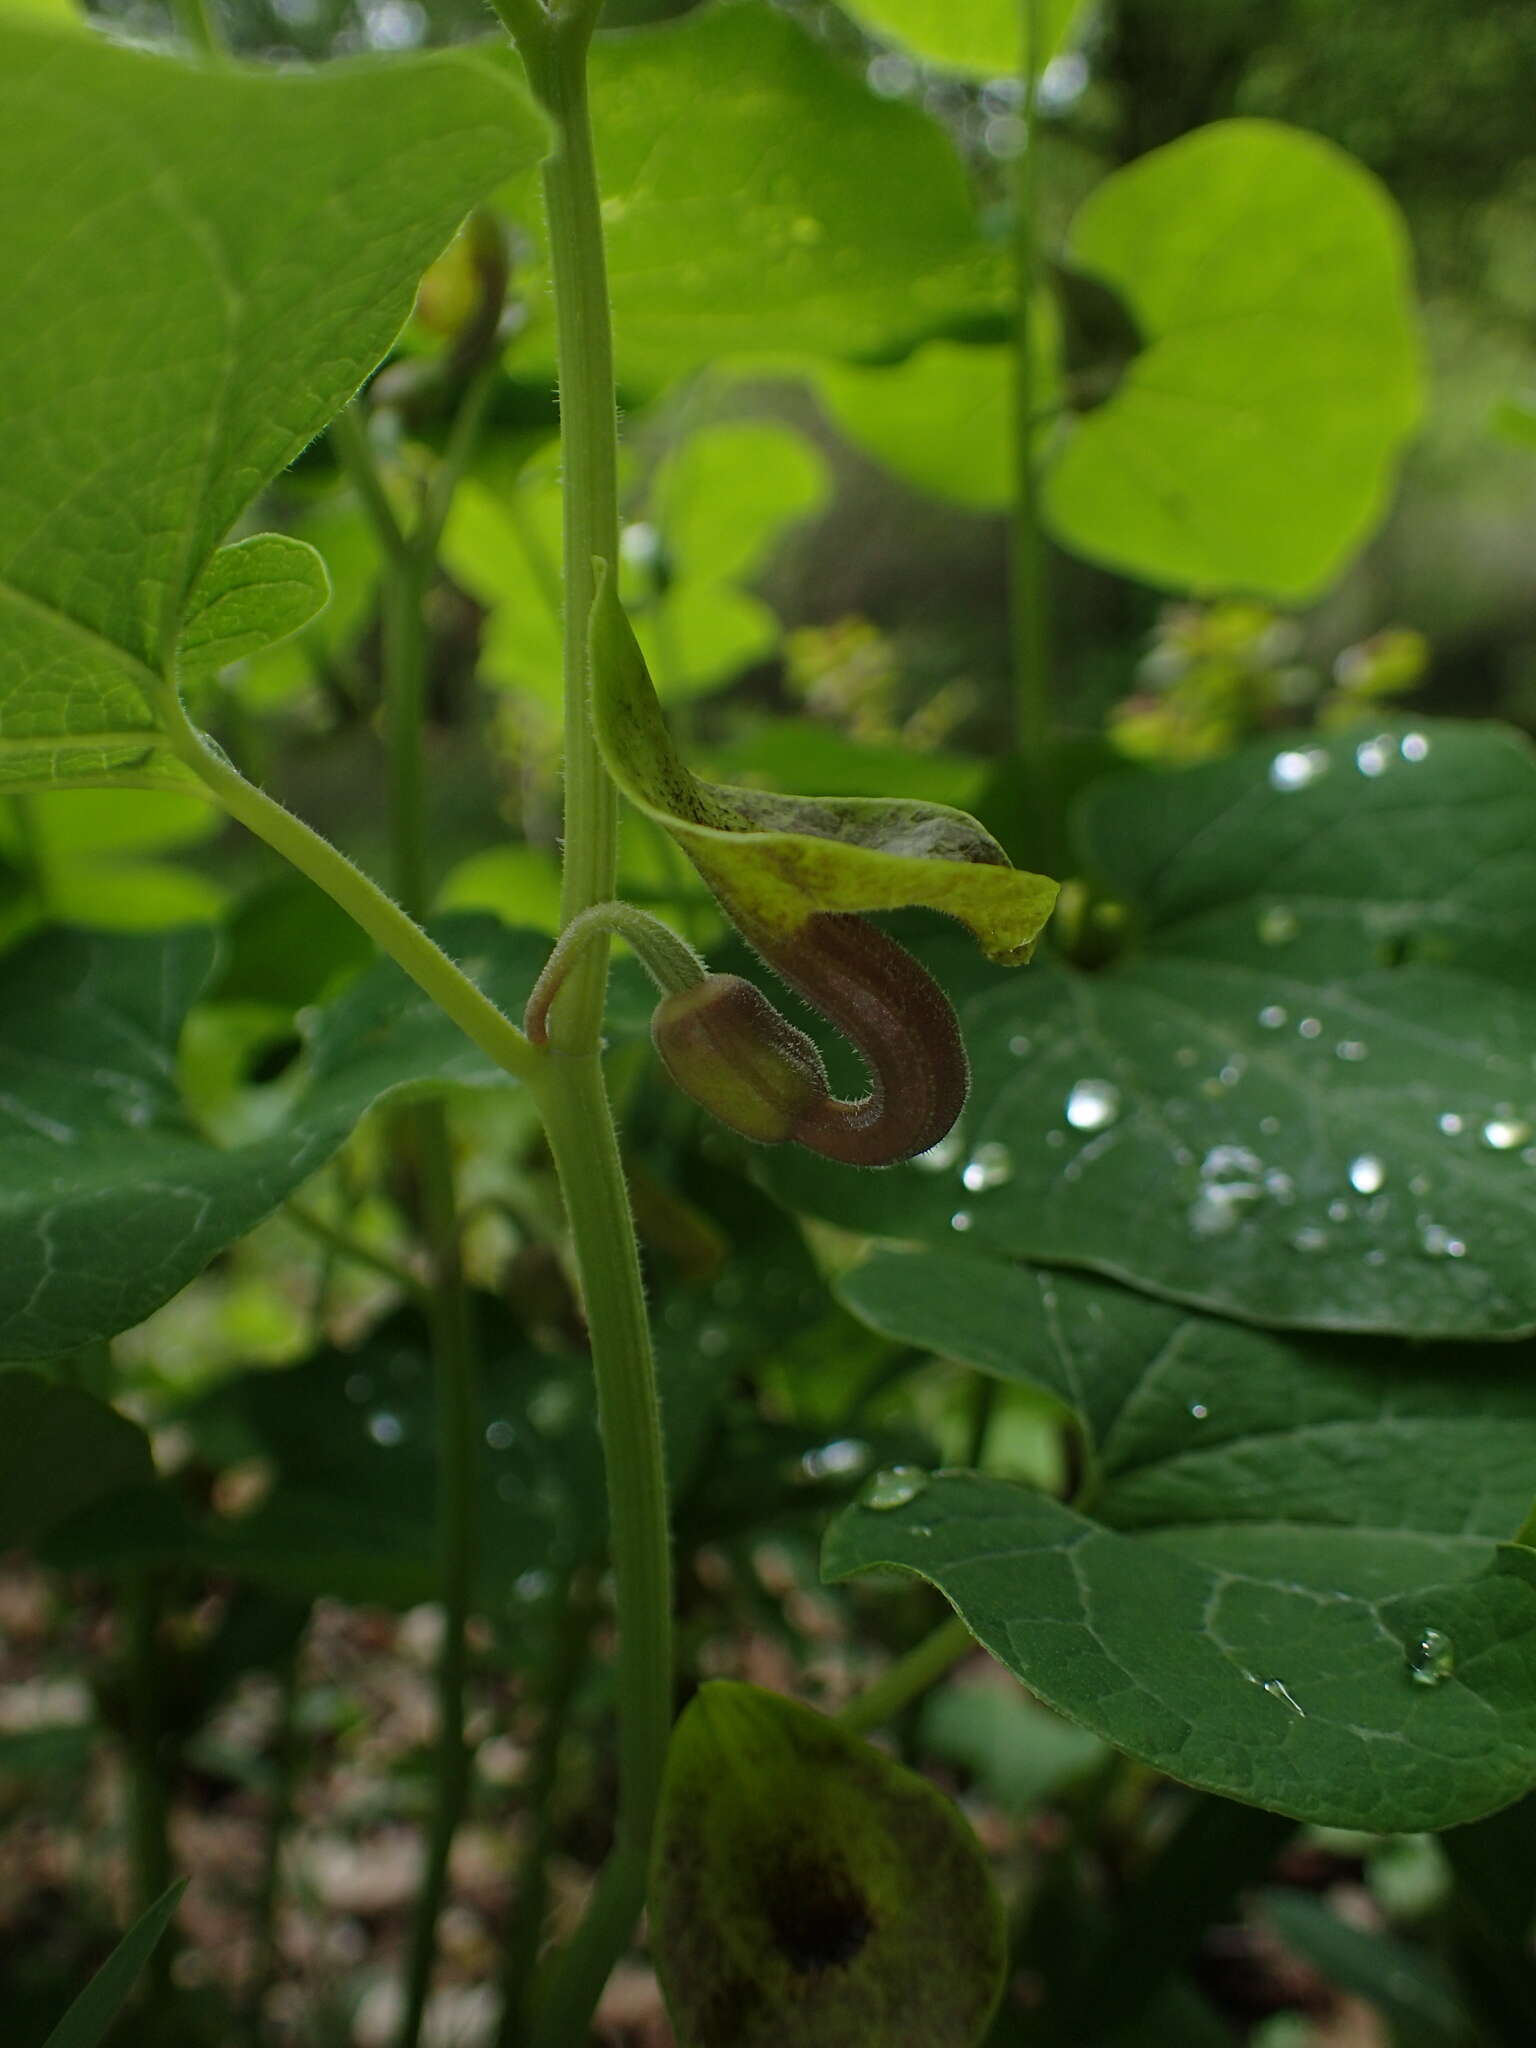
[838,1615,975,1739]
[526,1053,672,2048]
[160,698,538,1085]
[524,899,706,1041]
[285,1199,430,1306]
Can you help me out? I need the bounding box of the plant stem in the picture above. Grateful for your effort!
[171,0,221,58]
[331,405,410,569]
[285,1198,430,1306]
[384,558,432,923]
[397,1105,481,2048]
[1010,0,1056,831]
[491,8,677,2037]
[159,696,539,1085]
[526,1053,672,2046]
[838,1615,975,1739]
[123,1573,175,2013]
[495,1570,599,2047]
[243,1634,302,2046]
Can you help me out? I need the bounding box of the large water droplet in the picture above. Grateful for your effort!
[1270,748,1329,792]
[799,1438,871,1482]
[1483,1116,1531,1151]
[860,1465,929,1511]
[1349,1155,1386,1195]
[962,1141,1014,1192]
[1065,1079,1120,1131]
[1407,1627,1455,1686]
[1258,1004,1288,1029]
[1438,1112,1464,1136]
[1355,735,1394,777]
[1400,731,1430,763]
[1258,906,1300,946]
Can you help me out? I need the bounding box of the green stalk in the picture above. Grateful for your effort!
[123,1574,175,2013]
[243,1634,302,2046]
[285,1198,431,1307]
[492,7,677,2037]
[1010,0,1056,833]
[838,1615,975,1740]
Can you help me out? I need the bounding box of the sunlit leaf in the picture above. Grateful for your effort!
[839,0,1080,78]
[0,22,545,790]
[1044,120,1423,599]
[827,1256,1536,1830]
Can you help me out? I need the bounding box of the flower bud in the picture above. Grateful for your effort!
[652,974,829,1146]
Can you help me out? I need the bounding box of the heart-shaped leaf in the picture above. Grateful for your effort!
[1043,120,1423,599]
[0,22,545,792]
[838,0,1080,78]
[650,1681,1005,2048]
[826,1255,1536,1831]
[761,720,1536,1337]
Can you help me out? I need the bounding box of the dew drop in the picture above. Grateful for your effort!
[1008,1034,1032,1057]
[1328,1199,1350,1223]
[1419,1223,1467,1259]
[1365,1247,1387,1266]
[1263,1168,1295,1201]
[1438,1112,1464,1136]
[962,1141,1014,1192]
[1407,1627,1455,1686]
[1065,1079,1121,1131]
[799,1438,871,1482]
[1336,1040,1368,1062]
[1260,1115,1281,1136]
[1400,731,1430,763]
[529,1379,579,1434]
[1258,1005,1288,1029]
[368,1410,405,1447]
[1409,1172,1431,1197]
[698,1324,732,1358]
[484,1418,516,1451]
[1270,748,1329,791]
[1483,1116,1531,1151]
[1188,1401,1210,1420]
[950,1210,973,1233]
[1258,906,1300,946]
[1355,735,1393,777]
[1261,1678,1306,1716]
[1343,1158,1385,1200]
[1297,1017,1323,1040]
[1292,1226,1328,1253]
[860,1465,929,1511]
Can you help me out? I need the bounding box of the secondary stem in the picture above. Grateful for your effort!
[1010,0,1057,841]
[123,1573,176,2013]
[838,1615,975,1739]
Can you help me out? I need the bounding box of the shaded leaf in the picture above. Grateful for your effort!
[762,720,1536,1336]
[650,1681,1004,2048]
[1044,120,1423,599]
[176,535,330,683]
[41,1881,186,2048]
[0,1371,153,1547]
[826,1256,1536,1829]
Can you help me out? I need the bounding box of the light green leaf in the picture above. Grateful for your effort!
[761,720,1536,1337]
[809,341,1014,510]
[826,1257,1536,1830]
[41,1881,187,2048]
[591,573,1056,959]
[176,535,330,683]
[581,0,1001,390]
[1044,120,1423,599]
[0,22,545,791]
[838,0,1079,78]
[0,918,642,1360]
[0,1371,153,1546]
[650,1681,1005,2048]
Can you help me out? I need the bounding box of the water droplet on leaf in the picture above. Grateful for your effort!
[860,1465,929,1511]
[1407,1627,1455,1686]
[1065,1079,1121,1131]
[1349,1155,1385,1195]
[962,1141,1014,1192]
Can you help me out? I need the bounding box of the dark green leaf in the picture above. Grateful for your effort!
[1259,1888,1469,2046]
[0,1371,153,1547]
[650,1681,1005,2048]
[825,1257,1536,1829]
[40,1880,186,2048]
[763,720,1536,1336]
